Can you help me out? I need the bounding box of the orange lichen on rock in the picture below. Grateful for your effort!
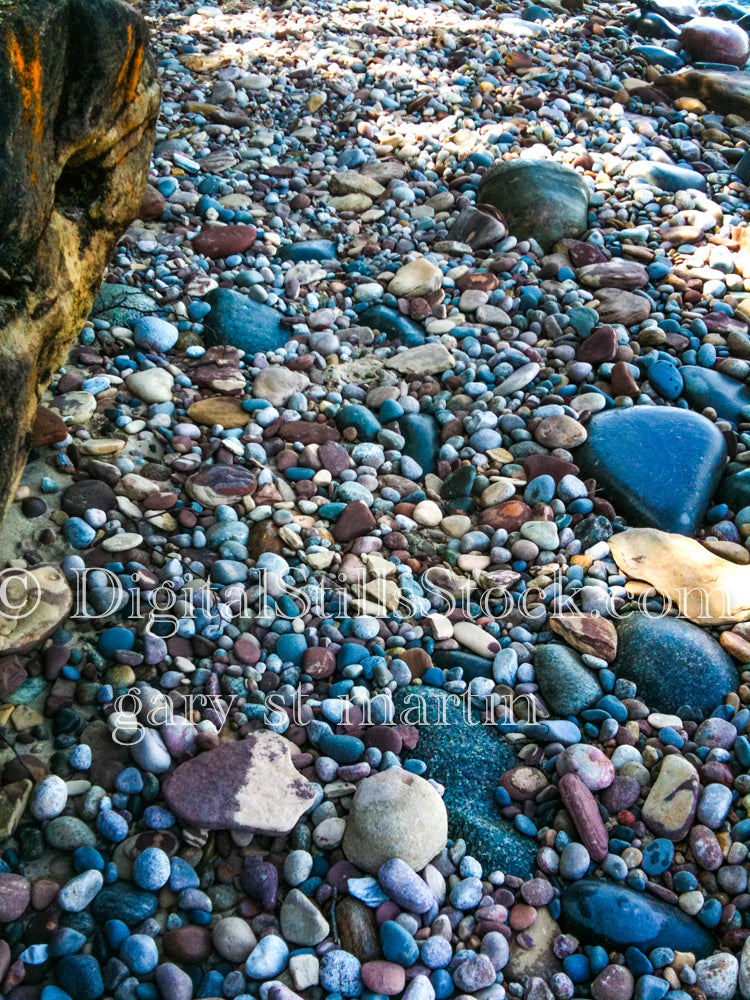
[6,28,43,181]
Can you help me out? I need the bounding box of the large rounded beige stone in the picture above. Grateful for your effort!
[342,769,448,874]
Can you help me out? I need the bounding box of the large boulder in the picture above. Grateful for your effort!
[0,0,159,522]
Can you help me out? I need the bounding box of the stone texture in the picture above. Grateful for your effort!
[163,731,318,835]
[0,0,159,523]
[342,769,448,874]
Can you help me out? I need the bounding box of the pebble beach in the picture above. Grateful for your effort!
[6,0,750,998]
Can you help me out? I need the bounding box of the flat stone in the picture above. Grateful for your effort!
[0,566,73,656]
[187,396,251,428]
[614,613,738,715]
[163,731,318,835]
[394,686,536,878]
[385,343,455,375]
[575,407,726,535]
[593,288,652,325]
[193,223,257,259]
[577,261,650,290]
[185,465,256,507]
[252,368,310,407]
[125,368,174,404]
[560,880,714,957]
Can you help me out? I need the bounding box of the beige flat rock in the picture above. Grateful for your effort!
[385,343,455,375]
[610,527,750,625]
[0,566,73,655]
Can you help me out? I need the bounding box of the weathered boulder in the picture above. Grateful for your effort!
[0,0,159,522]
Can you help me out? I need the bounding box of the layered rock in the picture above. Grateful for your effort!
[0,0,159,521]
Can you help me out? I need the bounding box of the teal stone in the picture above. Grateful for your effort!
[560,880,715,957]
[647,359,684,400]
[359,305,425,347]
[91,884,158,927]
[44,817,97,851]
[6,675,47,705]
[624,161,707,192]
[393,686,536,877]
[441,465,477,500]
[477,159,590,251]
[277,239,337,263]
[575,407,726,535]
[630,44,685,69]
[91,284,157,326]
[614,613,738,715]
[335,404,382,442]
[717,468,750,511]
[681,365,750,424]
[533,644,602,716]
[399,414,439,475]
[202,287,288,354]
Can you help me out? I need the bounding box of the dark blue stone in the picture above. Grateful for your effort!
[203,288,288,354]
[394,686,536,878]
[433,649,492,680]
[614,613,738,716]
[90,884,158,927]
[359,305,425,347]
[57,955,104,1000]
[335,404,382,442]
[575,407,726,535]
[277,240,338,263]
[630,44,684,68]
[560,880,715,957]
[681,366,750,424]
[398,414,440,476]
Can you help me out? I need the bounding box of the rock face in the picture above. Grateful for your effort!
[0,0,159,522]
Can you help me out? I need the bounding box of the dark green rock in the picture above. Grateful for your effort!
[393,686,536,878]
[575,407,726,535]
[476,159,589,251]
[398,414,439,476]
[533,644,602,716]
[614,613,738,715]
[717,467,750,510]
[560,880,715,957]
[202,287,288,354]
[441,465,476,500]
[681,365,750,424]
[359,305,425,347]
[277,239,338,263]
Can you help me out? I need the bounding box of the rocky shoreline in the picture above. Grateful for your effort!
[5,0,750,998]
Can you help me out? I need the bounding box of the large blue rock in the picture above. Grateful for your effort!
[614,613,738,716]
[203,287,288,354]
[560,880,715,957]
[575,407,726,535]
[359,305,425,347]
[398,413,440,476]
[90,883,158,926]
[681,365,750,424]
[394,686,536,877]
